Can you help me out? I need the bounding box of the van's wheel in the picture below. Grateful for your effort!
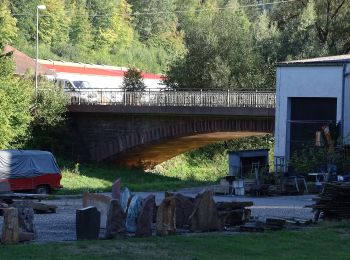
[36,185,50,195]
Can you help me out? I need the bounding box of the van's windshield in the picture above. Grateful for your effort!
[73,81,91,89]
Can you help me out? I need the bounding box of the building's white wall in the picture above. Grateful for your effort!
[274,65,345,159]
[344,64,350,144]
[47,73,165,90]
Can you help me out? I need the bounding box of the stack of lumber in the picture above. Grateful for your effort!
[312,182,350,219]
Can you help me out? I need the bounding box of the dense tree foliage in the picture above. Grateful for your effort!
[0,0,67,149]
[0,55,32,149]
[7,0,350,89]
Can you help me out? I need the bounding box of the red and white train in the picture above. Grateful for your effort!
[37,60,167,104]
[39,59,165,90]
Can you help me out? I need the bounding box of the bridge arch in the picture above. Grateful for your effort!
[83,117,274,162]
[113,131,270,168]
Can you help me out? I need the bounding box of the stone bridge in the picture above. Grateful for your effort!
[67,92,275,166]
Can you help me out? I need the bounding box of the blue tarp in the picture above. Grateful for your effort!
[0,150,60,179]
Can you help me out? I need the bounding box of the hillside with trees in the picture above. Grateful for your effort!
[1,0,349,90]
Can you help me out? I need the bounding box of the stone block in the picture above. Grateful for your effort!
[17,206,36,237]
[83,192,111,228]
[173,194,194,229]
[189,190,220,232]
[120,187,132,213]
[126,195,143,233]
[156,197,176,236]
[105,199,126,239]
[76,206,101,240]
[112,178,121,200]
[1,207,19,244]
[19,232,36,242]
[136,195,155,237]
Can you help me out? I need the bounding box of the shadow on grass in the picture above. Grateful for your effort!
[56,160,212,195]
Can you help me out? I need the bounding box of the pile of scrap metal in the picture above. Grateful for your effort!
[312,182,350,220]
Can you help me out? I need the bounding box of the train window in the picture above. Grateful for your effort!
[65,81,74,90]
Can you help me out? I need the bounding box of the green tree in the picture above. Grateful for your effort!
[0,54,33,149]
[122,67,146,91]
[129,0,178,41]
[0,0,17,47]
[99,0,134,51]
[10,0,69,46]
[271,0,350,59]
[165,2,261,90]
[68,0,93,50]
[86,0,116,48]
[252,11,281,87]
[25,78,68,153]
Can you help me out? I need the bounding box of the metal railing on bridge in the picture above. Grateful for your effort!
[66,88,276,108]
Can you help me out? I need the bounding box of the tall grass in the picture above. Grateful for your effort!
[154,135,274,181]
[56,135,273,194]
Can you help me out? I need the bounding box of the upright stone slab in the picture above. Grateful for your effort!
[11,202,37,241]
[112,178,121,200]
[136,195,156,237]
[174,194,194,229]
[125,195,143,233]
[105,199,126,239]
[120,187,132,213]
[76,206,101,240]
[1,207,19,245]
[156,197,176,236]
[189,190,220,232]
[82,192,111,228]
[17,206,36,238]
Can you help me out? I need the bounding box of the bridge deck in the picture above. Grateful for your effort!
[65,89,276,108]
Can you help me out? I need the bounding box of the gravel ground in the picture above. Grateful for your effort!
[0,189,316,243]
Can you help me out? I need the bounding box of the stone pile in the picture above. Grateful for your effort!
[77,179,158,239]
[75,179,255,241]
[1,202,39,244]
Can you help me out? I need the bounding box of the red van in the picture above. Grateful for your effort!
[0,150,63,194]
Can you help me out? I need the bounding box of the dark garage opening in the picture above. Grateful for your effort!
[288,97,337,157]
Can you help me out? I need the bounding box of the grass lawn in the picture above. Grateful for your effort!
[57,161,211,195]
[1,221,350,259]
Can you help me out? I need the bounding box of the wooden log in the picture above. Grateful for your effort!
[1,207,19,245]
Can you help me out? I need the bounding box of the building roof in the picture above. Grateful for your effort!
[3,45,163,80]
[39,59,163,80]
[3,45,55,76]
[278,54,350,66]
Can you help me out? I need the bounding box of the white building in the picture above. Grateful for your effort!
[274,55,350,168]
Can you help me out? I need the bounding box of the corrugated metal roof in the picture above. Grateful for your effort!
[278,54,350,66]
